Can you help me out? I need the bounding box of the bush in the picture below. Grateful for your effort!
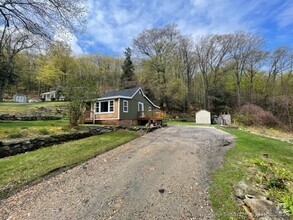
[38,128,50,135]
[235,104,280,127]
[8,131,24,139]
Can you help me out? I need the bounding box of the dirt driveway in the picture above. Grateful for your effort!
[0,125,234,220]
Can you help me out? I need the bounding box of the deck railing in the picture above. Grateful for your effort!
[137,110,165,120]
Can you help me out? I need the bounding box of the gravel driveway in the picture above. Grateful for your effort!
[0,125,234,220]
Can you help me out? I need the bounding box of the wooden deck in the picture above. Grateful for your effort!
[137,110,165,121]
[83,110,165,123]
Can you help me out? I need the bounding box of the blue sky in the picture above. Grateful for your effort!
[71,0,293,56]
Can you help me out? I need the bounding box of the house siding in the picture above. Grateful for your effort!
[96,119,138,126]
[119,91,155,120]
[94,99,119,120]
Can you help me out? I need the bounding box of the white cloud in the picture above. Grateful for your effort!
[53,27,84,55]
[76,0,292,55]
[276,1,293,28]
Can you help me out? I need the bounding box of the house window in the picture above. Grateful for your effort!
[109,100,114,112]
[96,100,114,113]
[123,100,128,113]
[95,102,100,113]
[101,101,109,112]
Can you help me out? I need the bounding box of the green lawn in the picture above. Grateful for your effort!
[164,119,205,126]
[210,128,293,219]
[0,120,71,139]
[0,130,141,199]
[0,101,68,114]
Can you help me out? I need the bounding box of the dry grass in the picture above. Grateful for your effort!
[242,126,293,143]
[0,120,73,140]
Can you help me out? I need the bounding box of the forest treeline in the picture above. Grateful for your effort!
[1,24,292,128]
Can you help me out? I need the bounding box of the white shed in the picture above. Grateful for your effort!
[13,94,27,103]
[195,110,211,124]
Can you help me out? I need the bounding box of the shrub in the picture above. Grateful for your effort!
[8,131,24,139]
[61,126,71,132]
[38,128,50,135]
[235,104,280,127]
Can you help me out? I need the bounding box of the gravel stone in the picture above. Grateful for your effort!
[0,125,235,220]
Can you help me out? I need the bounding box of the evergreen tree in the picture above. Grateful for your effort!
[121,47,135,89]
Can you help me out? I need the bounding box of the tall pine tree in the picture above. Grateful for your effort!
[121,47,136,89]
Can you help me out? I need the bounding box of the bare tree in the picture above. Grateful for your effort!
[0,0,86,101]
[0,0,86,41]
[178,35,197,108]
[194,34,233,110]
[266,47,292,108]
[244,50,268,102]
[133,24,181,108]
[0,26,34,100]
[194,35,212,109]
[230,31,264,106]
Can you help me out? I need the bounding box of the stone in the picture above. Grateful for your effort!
[233,181,248,199]
[158,189,165,194]
[243,198,287,220]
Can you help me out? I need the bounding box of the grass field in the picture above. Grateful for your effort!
[0,101,68,114]
[0,120,71,139]
[0,130,141,199]
[210,128,293,219]
[0,102,71,139]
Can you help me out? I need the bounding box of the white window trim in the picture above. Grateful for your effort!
[123,100,128,113]
[95,100,114,114]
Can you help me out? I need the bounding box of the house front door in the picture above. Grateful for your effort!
[138,102,144,118]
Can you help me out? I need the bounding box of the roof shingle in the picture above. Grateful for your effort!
[101,87,140,98]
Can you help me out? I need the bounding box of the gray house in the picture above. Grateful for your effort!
[84,87,164,125]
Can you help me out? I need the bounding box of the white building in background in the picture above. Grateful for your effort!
[13,94,27,103]
[219,114,231,125]
[195,110,211,124]
[41,91,56,101]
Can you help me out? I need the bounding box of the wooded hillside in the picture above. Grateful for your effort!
[1,24,292,128]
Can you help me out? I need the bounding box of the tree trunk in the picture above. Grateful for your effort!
[69,107,81,127]
[236,79,241,107]
[250,74,254,103]
[200,72,209,110]
[0,82,5,102]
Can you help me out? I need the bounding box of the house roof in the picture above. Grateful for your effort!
[97,87,160,109]
[101,87,140,98]
[41,91,56,95]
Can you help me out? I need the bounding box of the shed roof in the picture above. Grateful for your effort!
[196,109,210,114]
[14,93,26,97]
